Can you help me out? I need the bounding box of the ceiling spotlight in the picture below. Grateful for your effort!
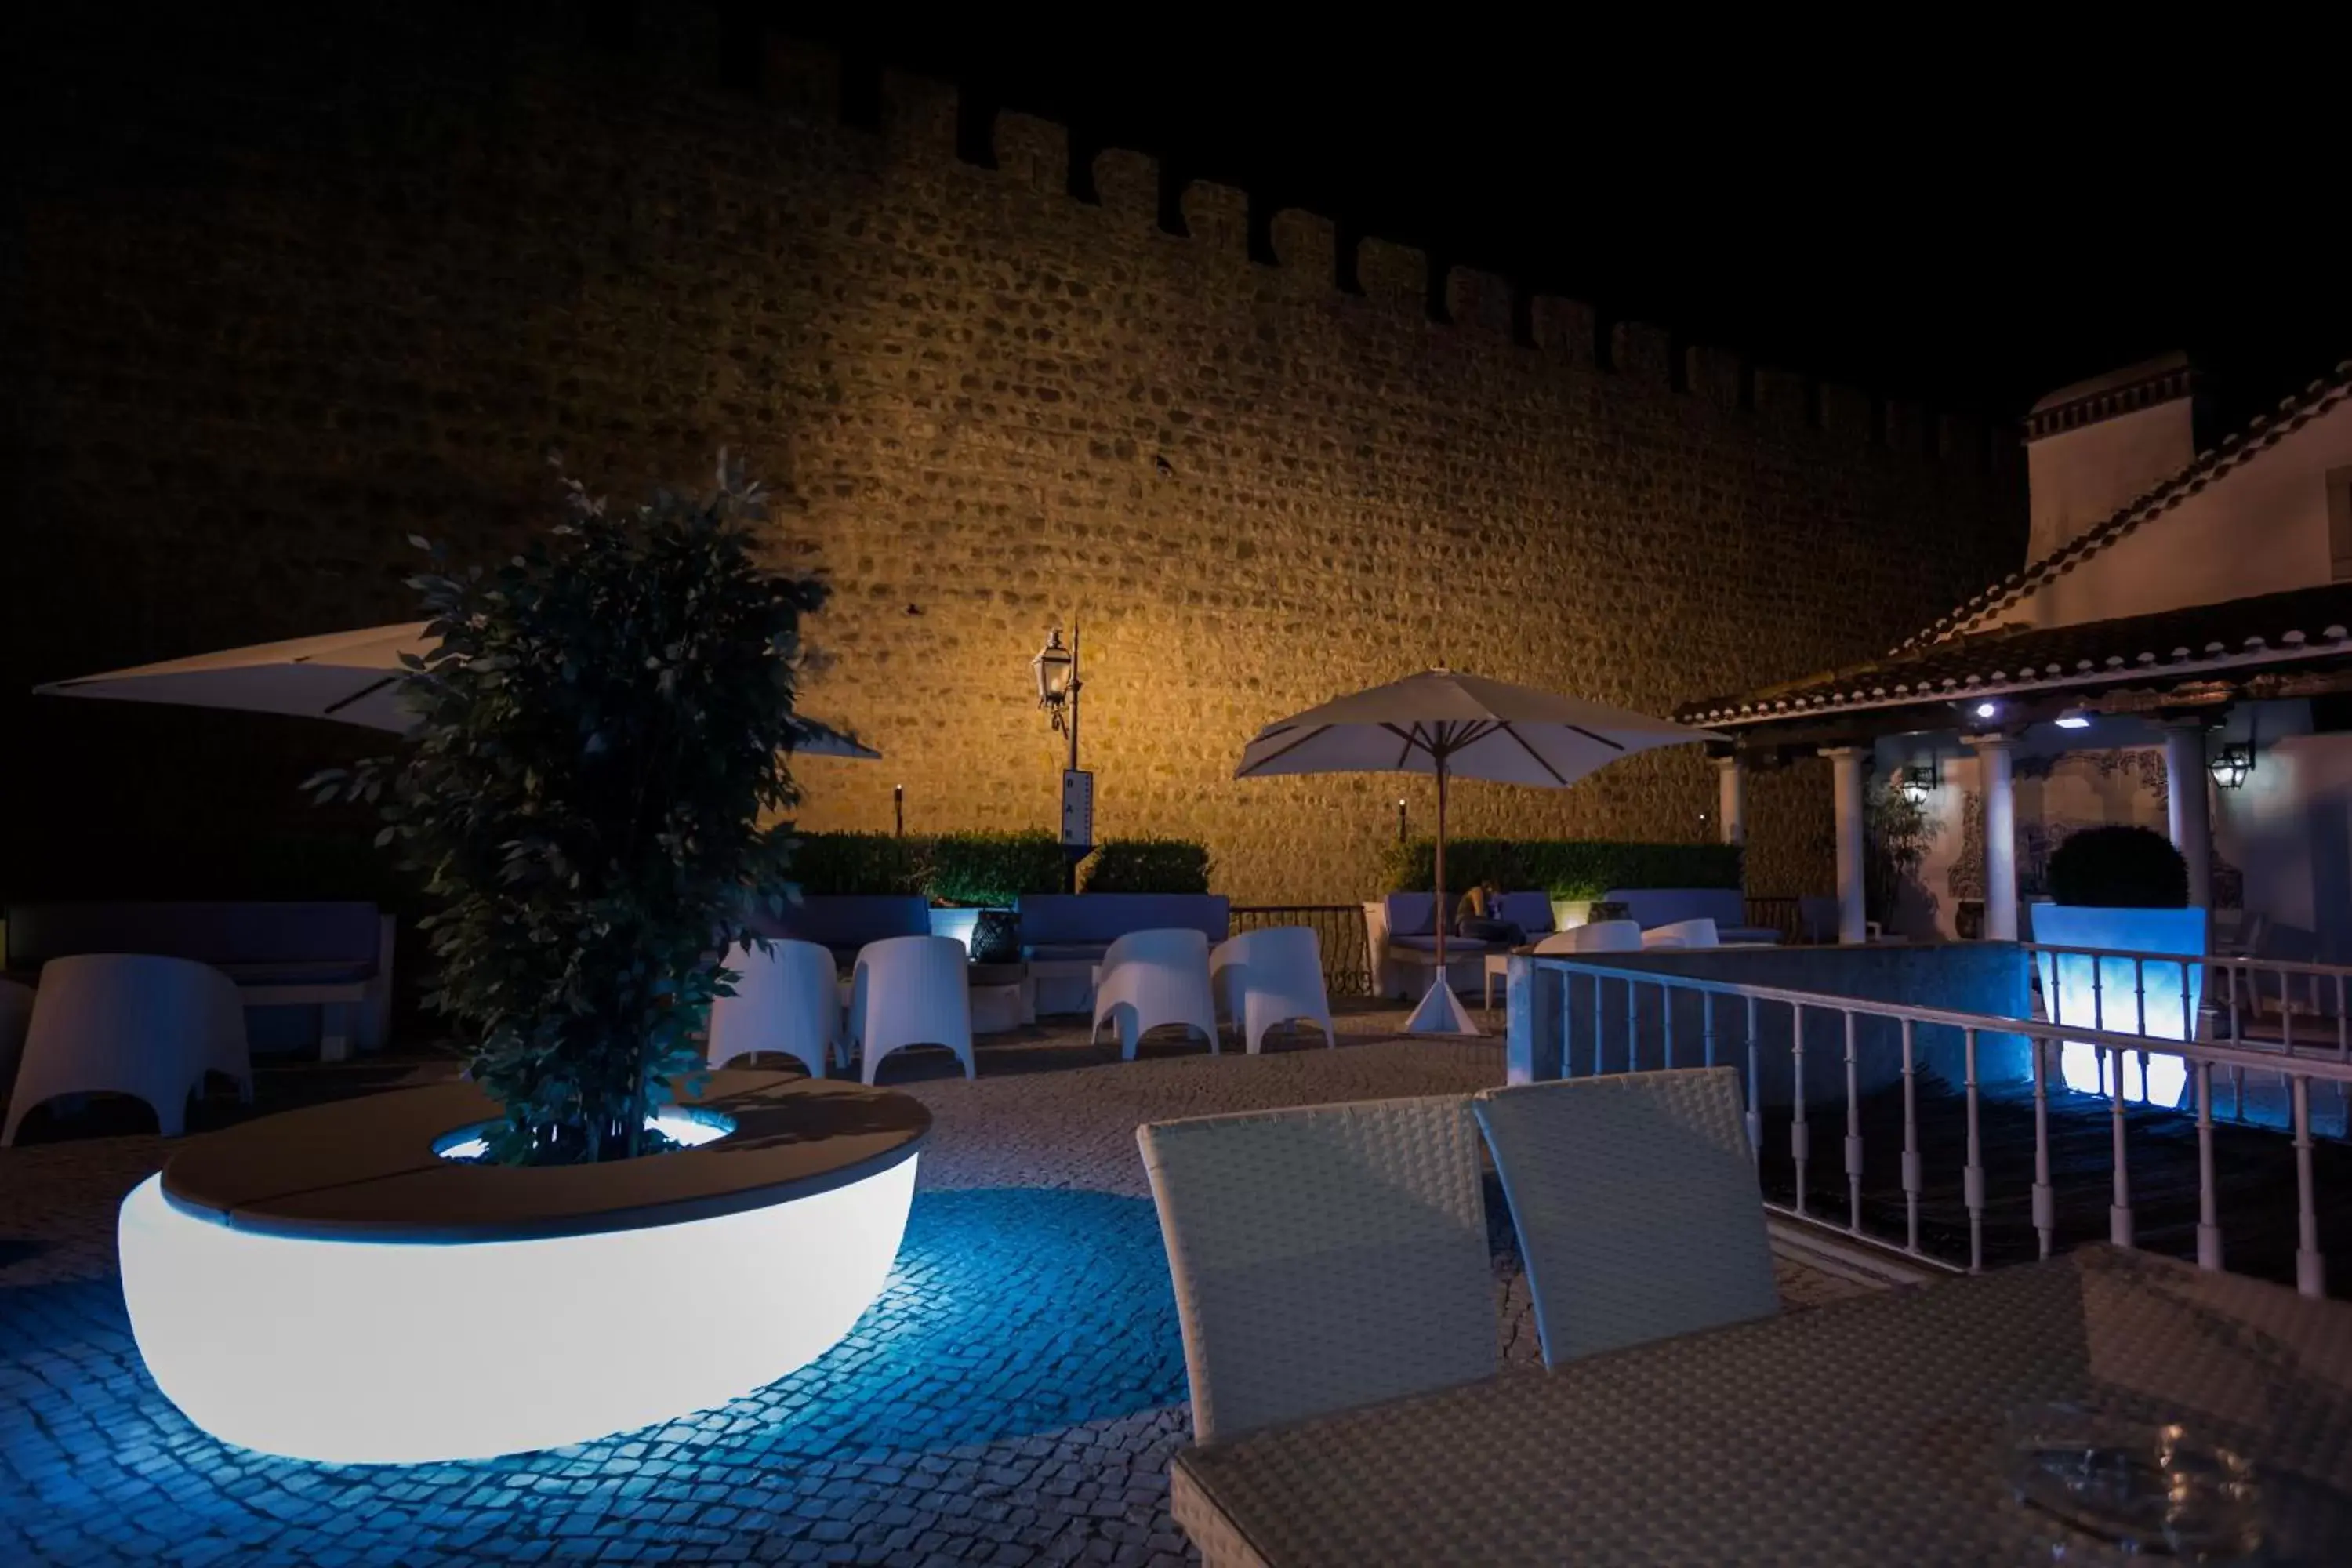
[2055,710,2092,730]
[1973,701,1998,720]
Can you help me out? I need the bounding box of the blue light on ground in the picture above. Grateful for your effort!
[0,1186,1185,1563]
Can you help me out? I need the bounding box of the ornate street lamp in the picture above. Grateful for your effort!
[1033,624,1080,769]
[1033,623,1090,890]
[1898,757,1939,808]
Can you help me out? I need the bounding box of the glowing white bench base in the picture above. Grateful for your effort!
[118,1152,917,1464]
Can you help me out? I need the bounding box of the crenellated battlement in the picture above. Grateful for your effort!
[757,38,2010,478]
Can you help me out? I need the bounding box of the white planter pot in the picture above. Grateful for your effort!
[2031,905,2205,1109]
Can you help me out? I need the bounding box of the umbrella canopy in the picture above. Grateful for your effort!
[34,622,880,757]
[1237,670,1724,1033]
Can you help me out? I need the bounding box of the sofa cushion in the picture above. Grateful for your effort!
[1490,891,1555,935]
[750,895,931,951]
[3,901,382,972]
[1015,893,1229,949]
[1381,892,1437,938]
[1387,933,1504,954]
[1023,942,1111,963]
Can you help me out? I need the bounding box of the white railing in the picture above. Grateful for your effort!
[1504,954,2350,1297]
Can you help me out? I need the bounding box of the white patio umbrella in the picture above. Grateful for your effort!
[1236,669,1725,1035]
[34,622,880,757]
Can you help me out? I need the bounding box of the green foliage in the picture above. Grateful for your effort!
[787,831,924,898]
[1080,837,1212,895]
[1864,778,1936,926]
[1379,837,1741,898]
[926,829,1067,906]
[2048,825,2189,909]
[310,456,830,1166]
[787,829,1065,906]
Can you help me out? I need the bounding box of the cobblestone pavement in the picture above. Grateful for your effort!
[1,1005,1879,1566]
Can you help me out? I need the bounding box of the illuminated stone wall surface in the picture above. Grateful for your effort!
[2,8,2025,902]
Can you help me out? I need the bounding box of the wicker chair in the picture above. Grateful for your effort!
[1474,1066,1777,1367]
[1136,1094,1497,1443]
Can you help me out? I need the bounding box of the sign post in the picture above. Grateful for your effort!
[1060,768,1094,892]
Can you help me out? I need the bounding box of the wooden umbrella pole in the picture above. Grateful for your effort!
[1433,747,1449,977]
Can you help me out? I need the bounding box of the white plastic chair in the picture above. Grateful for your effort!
[1137,1094,1496,1443]
[4,954,251,1145]
[1473,1067,1779,1367]
[1533,920,1643,955]
[848,935,974,1085]
[706,939,838,1080]
[1644,916,1719,949]
[1093,928,1218,1061]
[1210,927,1334,1055]
[0,978,34,1098]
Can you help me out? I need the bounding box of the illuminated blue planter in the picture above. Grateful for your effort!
[2031,906,2205,1109]
[118,1073,927,1465]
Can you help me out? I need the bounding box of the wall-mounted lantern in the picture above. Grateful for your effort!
[1898,757,1939,807]
[1033,625,1079,751]
[2210,743,2254,791]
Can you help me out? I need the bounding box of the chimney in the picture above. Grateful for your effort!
[2023,352,2197,562]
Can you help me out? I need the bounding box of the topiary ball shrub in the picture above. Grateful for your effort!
[2046,826,2189,909]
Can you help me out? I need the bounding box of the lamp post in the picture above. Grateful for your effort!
[893,783,904,838]
[1033,624,1091,891]
[1397,797,1408,843]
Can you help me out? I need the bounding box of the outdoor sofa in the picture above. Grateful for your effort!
[1016,893,1231,1014]
[1367,891,1555,1001]
[1602,887,1783,946]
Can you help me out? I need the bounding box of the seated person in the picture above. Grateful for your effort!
[1453,881,1526,946]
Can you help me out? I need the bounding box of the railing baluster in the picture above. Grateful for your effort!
[2337,974,2348,1062]
[2230,1063,2245,1123]
[2031,1035,2053,1261]
[1662,980,1675,1069]
[1701,990,1717,1069]
[2295,1076,2325,1298]
[2183,961,2196,1046]
[1843,1008,1864,1236]
[2109,1044,2134,1248]
[1790,1002,1809,1219]
[1625,978,1639,1074]
[1744,994,1762,1164]
[1963,1026,1984,1274]
[1592,971,1604,1079]
[1900,1017,1922,1256]
[2195,1059,2220,1272]
[2228,958,2243,1046]
[1560,968,1577,1080]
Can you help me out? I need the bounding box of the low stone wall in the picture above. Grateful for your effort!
[1508,942,2034,1105]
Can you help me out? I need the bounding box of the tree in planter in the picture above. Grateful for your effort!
[313,456,830,1164]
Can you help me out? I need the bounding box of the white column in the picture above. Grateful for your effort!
[1966,734,2018,941]
[1822,746,1868,944]
[2162,718,2214,910]
[1714,755,1747,847]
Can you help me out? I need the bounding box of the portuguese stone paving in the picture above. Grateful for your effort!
[0,1006,1878,1565]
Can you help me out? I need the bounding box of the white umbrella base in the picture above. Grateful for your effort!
[1403,978,1483,1037]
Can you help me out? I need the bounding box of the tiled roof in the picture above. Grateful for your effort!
[1899,358,2352,650]
[1675,582,2352,728]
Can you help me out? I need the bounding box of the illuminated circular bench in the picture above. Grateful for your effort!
[119,1069,929,1464]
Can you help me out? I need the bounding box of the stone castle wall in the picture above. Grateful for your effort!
[2,7,2024,902]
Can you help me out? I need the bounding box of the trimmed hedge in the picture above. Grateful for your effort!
[786,831,925,898]
[788,829,1065,906]
[1379,838,1742,898]
[926,829,1068,907]
[2048,825,2188,909]
[1080,837,1213,895]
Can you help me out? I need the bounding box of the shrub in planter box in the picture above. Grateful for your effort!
[1080,838,1213,895]
[927,829,1067,908]
[1379,838,1741,900]
[2033,826,2198,1108]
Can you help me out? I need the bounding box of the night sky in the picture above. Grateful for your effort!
[794,16,2345,435]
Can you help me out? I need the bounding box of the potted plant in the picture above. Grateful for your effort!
[2030,824,2198,1108]
[115,457,931,1465]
